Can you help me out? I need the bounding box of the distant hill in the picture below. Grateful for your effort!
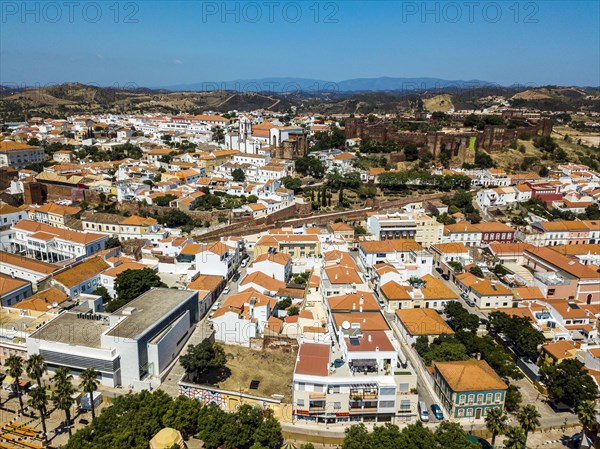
[161,76,495,93]
[1,82,598,120]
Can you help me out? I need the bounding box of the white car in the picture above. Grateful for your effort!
[223,287,230,295]
[240,260,248,268]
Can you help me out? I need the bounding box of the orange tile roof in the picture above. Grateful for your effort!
[0,273,30,295]
[344,331,395,352]
[13,287,68,312]
[323,265,362,285]
[251,252,291,266]
[35,202,80,216]
[455,272,512,296]
[0,251,59,275]
[13,220,106,245]
[395,308,454,336]
[331,311,390,331]
[52,257,109,289]
[420,274,459,299]
[240,271,286,292]
[328,292,380,311]
[542,340,578,361]
[525,246,599,279]
[188,274,224,292]
[295,343,330,376]
[513,286,545,301]
[0,141,39,151]
[101,261,146,278]
[474,222,515,233]
[380,281,411,300]
[434,360,508,392]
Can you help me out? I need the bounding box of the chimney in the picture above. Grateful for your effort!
[376,346,379,352]
[368,334,372,342]
[360,306,363,313]
[359,295,364,305]
[353,303,356,310]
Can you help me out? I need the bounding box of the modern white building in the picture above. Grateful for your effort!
[27,288,199,390]
[0,141,45,168]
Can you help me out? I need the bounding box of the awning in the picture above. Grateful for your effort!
[350,359,377,367]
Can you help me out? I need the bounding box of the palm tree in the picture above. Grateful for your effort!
[485,407,508,446]
[26,354,47,386]
[80,368,100,420]
[52,367,76,436]
[5,355,25,411]
[28,386,49,444]
[577,400,598,438]
[517,404,541,443]
[504,426,526,449]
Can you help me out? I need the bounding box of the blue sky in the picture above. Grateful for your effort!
[1,1,599,87]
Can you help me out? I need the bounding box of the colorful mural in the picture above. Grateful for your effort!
[178,382,280,413]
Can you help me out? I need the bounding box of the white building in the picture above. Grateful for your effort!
[27,288,199,390]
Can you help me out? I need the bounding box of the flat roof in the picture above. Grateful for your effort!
[105,288,196,340]
[29,312,111,349]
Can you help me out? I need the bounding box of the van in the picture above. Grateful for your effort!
[418,401,429,422]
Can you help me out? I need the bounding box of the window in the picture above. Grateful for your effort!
[297,399,304,407]
[494,393,502,403]
[468,394,474,405]
[477,394,483,403]
[458,409,465,417]
[334,402,341,410]
[486,393,493,403]
[379,400,394,408]
[332,385,340,394]
[458,395,465,405]
[467,408,474,417]
[380,387,395,396]
[548,289,555,296]
[298,383,305,391]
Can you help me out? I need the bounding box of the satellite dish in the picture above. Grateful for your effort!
[342,321,350,330]
[51,302,59,308]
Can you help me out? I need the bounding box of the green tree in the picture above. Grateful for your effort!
[504,384,522,413]
[469,266,484,278]
[26,353,47,386]
[485,407,507,445]
[5,355,25,411]
[163,395,202,438]
[342,423,370,449]
[154,194,177,207]
[543,359,599,407]
[435,421,479,449]
[577,400,598,439]
[517,404,540,443]
[281,176,302,192]
[80,367,100,420]
[444,302,479,333]
[92,286,112,303]
[105,236,121,248]
[370,422,402,449]
[108,268,166,312]
[232,168,246,182]
[52,367,76,436]
[287,306,300,316]
[404,143,419,161]
[504,426,526,449]
[180,339,226,383]
[414,335,430,357]
[28,386,49,444]
[197,404,229,449]
[253,413,283,449]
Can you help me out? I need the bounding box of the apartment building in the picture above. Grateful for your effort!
[82,212,167,242]
[293,337,418,424]
[27,288,199,390]
[0,141,45,169]
[9,220,108,262]
[433,360,508,419]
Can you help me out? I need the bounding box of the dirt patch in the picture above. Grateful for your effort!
[210,344,297,403]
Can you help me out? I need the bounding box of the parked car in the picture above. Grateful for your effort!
[435,267,443,274]
[466,299,476,307]
[223,287,230,295]
[240,259,248,268]
[431,403,444,420]
[232,272,240,282]
[418,401,430,422]
[441,274,450,281]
